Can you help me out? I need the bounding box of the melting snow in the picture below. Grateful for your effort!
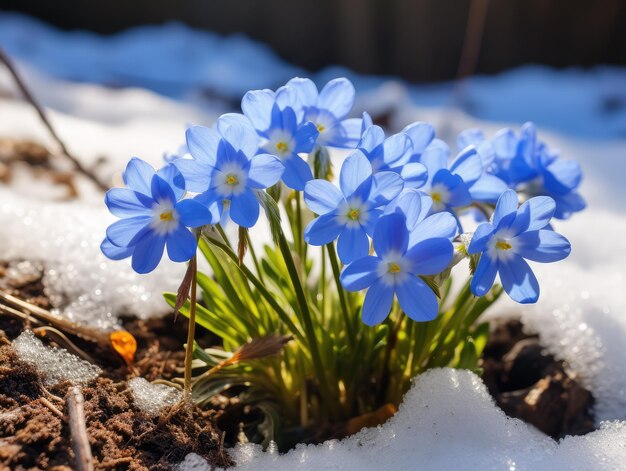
[12,330,101,386]
[129,377,182,416]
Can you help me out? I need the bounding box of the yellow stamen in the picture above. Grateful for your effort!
[276,141,288,152]
[348,209,360,221]
[495,240,512,251]
[431,192,442,203]
[159,210,174,221]
[316,123,326,133]
[226,174,239,185]
[388,262,401,273]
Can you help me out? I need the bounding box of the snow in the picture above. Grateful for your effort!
[1,11,626,470]
[12,330,101,386]
[180,369,626,471]
[129,377,182,416]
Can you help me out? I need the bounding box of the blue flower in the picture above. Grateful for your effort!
[286,77,362,148]
[175,120,285,228]
[340,211,454,325]
[303,151,404,264]
[467,189,571,303]
[241,87,318,190]
[460,123,586,219]
[357,124,428,189]
[413,137,508,221]
[102,158,216,274]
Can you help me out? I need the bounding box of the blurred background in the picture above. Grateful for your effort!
[2,0,625,82]
[0,1,625,140]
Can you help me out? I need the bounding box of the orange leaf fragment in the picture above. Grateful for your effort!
[109,330,137,366]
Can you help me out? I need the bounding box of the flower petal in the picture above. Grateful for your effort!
[246,154,284,189]
[304,212,343,246]
[449,146,482,186]
[402,122,435,154]
[156,164,186,201]
[470,253,498,296]
[282,155,313,191]
[105,188,152,218]
[405,237,453,275]
[467,222,495,254]
[242,89,275,132]
[499,254,540,304]
[513,230,571,263]
[340,150,373,199]
[185,126,220,165]
[337,225,370,264]
[543,160,582,195]
[318,78,355,119]
[217,119,258,157]
[131,231,166,274]
[304,179,344,215]
[492,189,519,229]
[509,196,556,235]
[373,213,408,257]
[396,276,439,322]
[100,237,133,261]
[287,77,319,107]
[176,199,217,227]
[383,189,423,229]
[400,162,428,189]
[369,171,404,206]
[358,125,385,154]
[457,128,485,150]
[150,174,176,204]
[166,225,198,262]
[468,174,508,203]
[361,279,395,326]
[229,188,260,228]
[340,256,382,291]
[409,212,458,247]
[173,158,213,193]
[294,121,319,154]
[123,157,155,195]
[106,216,151,247]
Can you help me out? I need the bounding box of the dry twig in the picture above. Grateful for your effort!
[0,48,108,191]
[66,386,94,471]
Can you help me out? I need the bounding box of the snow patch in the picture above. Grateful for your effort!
[176,369,626,470]
[12,330,101,386]
[129,377,182,416]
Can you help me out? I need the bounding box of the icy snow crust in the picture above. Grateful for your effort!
[1,14,626,469]
[129,377,182,416]
[13,330,101,385]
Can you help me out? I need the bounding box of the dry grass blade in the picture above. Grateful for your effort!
[196,334,293,382]
[174,259,195,322]
[237,226,249,266]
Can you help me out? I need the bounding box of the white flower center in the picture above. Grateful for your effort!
[487,229,516,261]
[337,198,370,229]
[378,251,411,286]
[430,183,451,212]
[215,162,247,197]
[264,130,295,158]
[151,200,179,235]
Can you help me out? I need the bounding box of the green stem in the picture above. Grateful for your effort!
[295,191,304,261]
[326,242,355,346]
[320,245,327,320]
[203,234,307,347]
[244,230,264,283]
[183,255,198,399]
[276,229,339,418]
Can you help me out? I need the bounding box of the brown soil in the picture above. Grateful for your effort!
[481,319,595,439]
[0,261,232,470]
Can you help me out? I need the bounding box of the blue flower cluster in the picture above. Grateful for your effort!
[458,122,585,219]
[102,77,578,324]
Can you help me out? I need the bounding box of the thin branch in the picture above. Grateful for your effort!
[0,48,108,191]
[66,386,94,471]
